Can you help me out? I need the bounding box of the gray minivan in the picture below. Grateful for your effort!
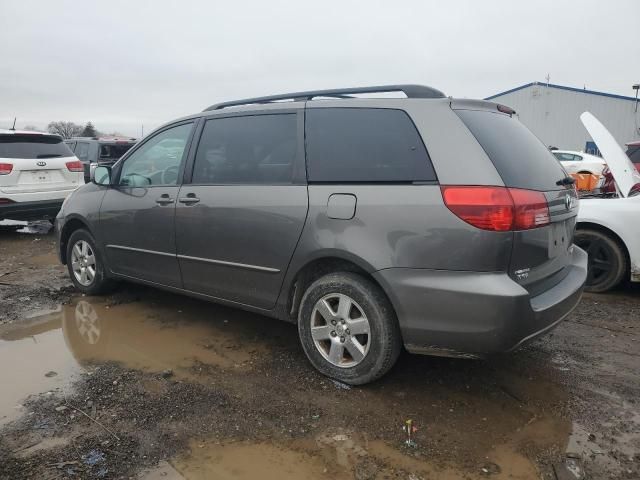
[56,85,587,384]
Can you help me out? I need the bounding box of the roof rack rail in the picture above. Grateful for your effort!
[204,84,446,111]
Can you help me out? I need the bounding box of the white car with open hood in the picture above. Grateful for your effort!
[574,112,640,292]
[0,129,84,222]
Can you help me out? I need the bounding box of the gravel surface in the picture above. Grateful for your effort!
[0,224,638,479]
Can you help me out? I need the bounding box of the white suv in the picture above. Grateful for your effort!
[0,130,84,222]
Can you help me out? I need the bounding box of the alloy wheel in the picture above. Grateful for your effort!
[310,293,371,368]
[71,240,96,287]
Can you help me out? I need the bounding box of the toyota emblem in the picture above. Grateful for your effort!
[36,161,47,167]
[565,194,573,210]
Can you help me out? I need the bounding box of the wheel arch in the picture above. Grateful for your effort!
[59,216,95,265]
[283,253,395,323]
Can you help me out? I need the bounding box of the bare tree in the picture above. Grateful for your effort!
[47,121,83,139]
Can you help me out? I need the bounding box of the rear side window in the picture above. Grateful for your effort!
[192,114,297,185]
[455,110,568,191]
[305,108,435,182]
[100,143,134,160]
[0,134,73,159]
[75,142,90,161]
[627,146,640,164]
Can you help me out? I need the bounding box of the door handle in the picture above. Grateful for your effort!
[155,194,175,205]
[178,194,200,205]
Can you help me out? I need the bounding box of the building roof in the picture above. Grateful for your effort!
[485,81,639,102]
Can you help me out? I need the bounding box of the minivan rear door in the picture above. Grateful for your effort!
[454,107,579,295]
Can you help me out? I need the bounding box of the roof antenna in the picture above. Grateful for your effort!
[10,117,16,131]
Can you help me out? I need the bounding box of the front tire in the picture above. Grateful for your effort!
[298,272,401,385]
[574,229,627,293]
[66,229,113,295]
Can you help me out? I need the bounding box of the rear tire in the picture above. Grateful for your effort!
[574,229,627,293]
[66,229,114,295]
[298,272,401,385]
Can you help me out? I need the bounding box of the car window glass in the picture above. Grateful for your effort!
[628,146,640,164]
[455,109,567,191]
[75,142,89,161]
[553,152,575,162]
[573,155,583,161]
[119,123,192,187]
[0,134,74,159]
[305,108,435,182]
[65,141,76,152]
[192,114,297,185]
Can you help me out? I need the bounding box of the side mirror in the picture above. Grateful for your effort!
[92,165,112,186]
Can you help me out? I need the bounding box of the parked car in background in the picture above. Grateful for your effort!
[625,140,640,172]
[597,140,640,194]
[576,113,640,292]
[0,130,84,221]
[65,136,137,183]
[56,85,587,384]
[552,150,607,176]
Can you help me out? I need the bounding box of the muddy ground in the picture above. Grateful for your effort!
[0,223,638,480]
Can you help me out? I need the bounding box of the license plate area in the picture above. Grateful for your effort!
[548,220,570,258]
[22,170,52,183]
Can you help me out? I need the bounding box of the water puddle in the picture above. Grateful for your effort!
[142,430,549,480]
[0,296,281,425]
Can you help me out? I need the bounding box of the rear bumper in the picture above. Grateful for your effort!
[0,199,64,221]
[373,246,587,357]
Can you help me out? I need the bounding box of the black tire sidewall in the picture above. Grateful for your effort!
[298,272,400,385]
[66,229,111,295]
[575,229,627,293]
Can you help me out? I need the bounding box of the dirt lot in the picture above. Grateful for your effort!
[0,223,638,480]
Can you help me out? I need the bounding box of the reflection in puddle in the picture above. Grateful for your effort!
[0,297,279,425]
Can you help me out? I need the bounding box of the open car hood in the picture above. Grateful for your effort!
[580,112,640,198]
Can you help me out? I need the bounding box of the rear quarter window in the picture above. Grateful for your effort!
[455,110,568,191]
[0,134,74,159]
[305,108,436,182]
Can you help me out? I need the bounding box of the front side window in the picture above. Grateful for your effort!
[119,123,192,187]
[305,108,435,182]
[192,114,297,185]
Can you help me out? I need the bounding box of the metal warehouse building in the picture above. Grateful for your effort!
[485,82,640,153]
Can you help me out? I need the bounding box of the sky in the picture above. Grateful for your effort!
[1,0,638,137]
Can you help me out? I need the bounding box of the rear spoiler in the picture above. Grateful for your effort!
[450,98,516,115]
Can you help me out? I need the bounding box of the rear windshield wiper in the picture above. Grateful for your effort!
[556,176,576,186]
[36,154,62,159]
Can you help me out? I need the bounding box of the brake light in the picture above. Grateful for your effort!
[66,161,84,172]
[0,163,13,175]
[0,198,14,204]
[441,186,550,231]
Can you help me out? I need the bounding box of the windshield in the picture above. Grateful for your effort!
[0,134,74,159]
[99,143,135,160]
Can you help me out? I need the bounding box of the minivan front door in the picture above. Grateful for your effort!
[99,122,194,287]
[175,112,308,309]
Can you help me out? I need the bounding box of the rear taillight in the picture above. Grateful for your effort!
[441,186,550,232]
[0,198,14,204]
[0,163,13,175]
[66,161,84,172]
